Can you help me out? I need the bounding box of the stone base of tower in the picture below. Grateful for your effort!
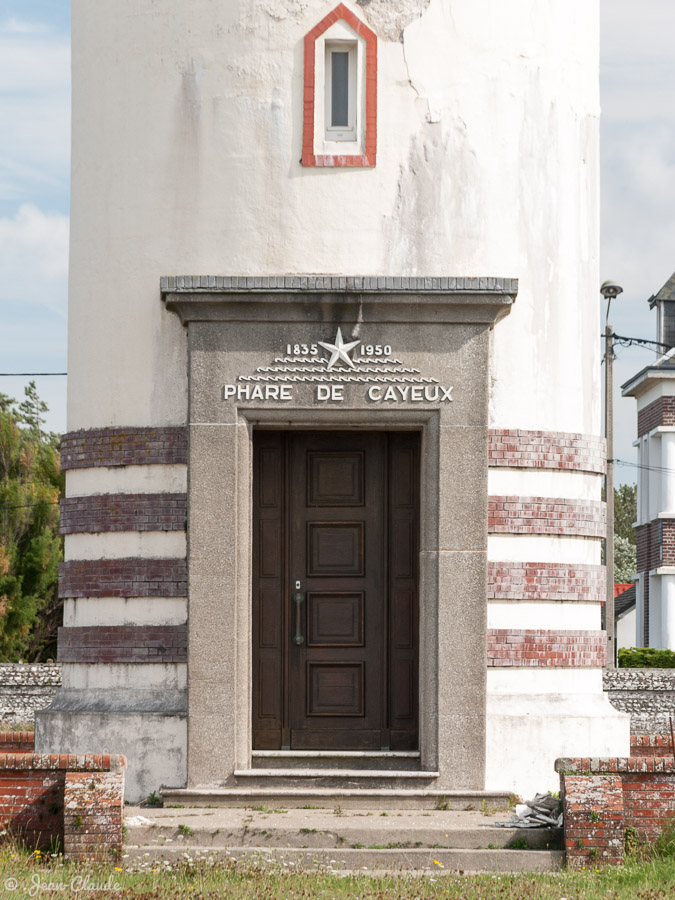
[35,704,187,803]
[486,670,630,797]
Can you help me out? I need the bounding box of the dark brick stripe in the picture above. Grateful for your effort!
[58,625,187,663]
[488,430,606,474]
[637,520,675,572]
[638,397,675,438]
[59,559,187,598]
[488,496,606,538]
[488,562,605,603]
[487,629,607,667]
[60,493,187,534]
[61,427,187,470]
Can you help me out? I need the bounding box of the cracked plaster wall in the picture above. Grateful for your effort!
[68,0,600,439]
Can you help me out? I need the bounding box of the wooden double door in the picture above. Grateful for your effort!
[252,431,420,751]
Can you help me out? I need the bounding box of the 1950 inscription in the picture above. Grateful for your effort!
[222,329,454,405]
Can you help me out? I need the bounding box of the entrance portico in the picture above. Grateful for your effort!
[162,275,516,797]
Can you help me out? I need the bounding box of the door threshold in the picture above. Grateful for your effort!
[252,751,420,758]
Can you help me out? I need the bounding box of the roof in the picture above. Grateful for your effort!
[602,584,636,629]
[649,271,675,307]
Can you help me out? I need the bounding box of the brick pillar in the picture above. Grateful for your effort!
[63,768,125,861]
[562,774,624,867]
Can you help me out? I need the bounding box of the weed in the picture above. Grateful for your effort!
[590,810,600,823]
[506,836,529,850]
[589,847,599,860]
[167,804,184,808]
[334,803,344,817]
[72,816,83,828]
[299,828,316,834]
[177,824,193,838]
[436,795,449,811]
[144,791,163,808]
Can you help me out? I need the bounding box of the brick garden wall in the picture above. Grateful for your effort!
[557,756,675,867]
[0,754,125,861]
[0,733,35,753]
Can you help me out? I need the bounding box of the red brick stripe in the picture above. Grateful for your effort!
[57,625,187,663]
[60,493,187,534]
[631,735,674,757]
[487,629,607,667]
[488,562,605,603]
[638,397,675,438]
[488,496,606,537]
[0,754,124,772]
[60,427,187,470]
[59,559,187,598]
[488,429,606,474]
[302,3,377,168]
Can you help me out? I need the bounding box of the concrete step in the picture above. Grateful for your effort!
[160,786,513,810]
[251,751,421,771]
[233,768,440,789]
[124,845,564,873]
[125,806,562,874]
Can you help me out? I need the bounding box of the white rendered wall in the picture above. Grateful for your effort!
[617,608,637,650]
[68,0,600,436]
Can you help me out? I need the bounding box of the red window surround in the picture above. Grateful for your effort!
[302,3,377,168]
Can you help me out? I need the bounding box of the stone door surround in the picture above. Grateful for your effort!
[162,276,516,790]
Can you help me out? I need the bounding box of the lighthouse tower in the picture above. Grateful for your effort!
[38,0,628,802]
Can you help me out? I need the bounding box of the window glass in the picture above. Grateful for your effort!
[331,51,349,127]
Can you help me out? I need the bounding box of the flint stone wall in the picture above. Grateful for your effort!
[0,664,62,726]
[604,669,675,733]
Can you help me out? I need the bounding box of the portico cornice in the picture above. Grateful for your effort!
[160,275,517,326]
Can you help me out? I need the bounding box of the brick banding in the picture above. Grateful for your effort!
[60,493,187,534]
[59,559,187,598]
[488,496,606,537]
[488,429,606,474]
[57,625,187,663]
[637,396,675,438]
[302,3,377,168]
[60,426,187,470]
[488,562,605,603]
[487,629,607,667]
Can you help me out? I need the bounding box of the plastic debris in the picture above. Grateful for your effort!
[495,792,563,828]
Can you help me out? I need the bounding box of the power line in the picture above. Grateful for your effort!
[0,373,66,377]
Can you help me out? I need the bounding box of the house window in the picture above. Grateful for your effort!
[302,3,377,168]
[325,42,356,141]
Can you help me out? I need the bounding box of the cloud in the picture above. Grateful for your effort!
[0,17,49,36]
[0,25,70,212]
[0,204,69,311]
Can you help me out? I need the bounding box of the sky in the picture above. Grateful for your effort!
[0,1,674,487]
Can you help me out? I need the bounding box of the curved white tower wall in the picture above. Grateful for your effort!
[37,0,628,802]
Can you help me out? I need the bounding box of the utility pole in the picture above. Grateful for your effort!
[601,281,623,668]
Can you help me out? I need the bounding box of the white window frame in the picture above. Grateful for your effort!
[324,40,357,142]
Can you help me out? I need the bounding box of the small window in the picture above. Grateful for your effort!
[325,42,356,141]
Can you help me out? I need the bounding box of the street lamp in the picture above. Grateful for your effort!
[601,279,624,668]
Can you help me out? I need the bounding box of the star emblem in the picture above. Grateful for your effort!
[318,327,360,370]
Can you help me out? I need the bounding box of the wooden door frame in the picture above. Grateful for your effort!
[234,408,440,769]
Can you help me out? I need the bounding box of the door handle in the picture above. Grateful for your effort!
[293,591,305,645]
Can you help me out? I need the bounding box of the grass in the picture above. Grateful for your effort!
[0,845,674,899]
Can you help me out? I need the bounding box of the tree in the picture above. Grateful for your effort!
[0,386,63,661]
[612,483,637,584]
[614,534,637,584]
[615,483,637,546]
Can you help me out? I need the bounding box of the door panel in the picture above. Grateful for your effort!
[252,431,419,752]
